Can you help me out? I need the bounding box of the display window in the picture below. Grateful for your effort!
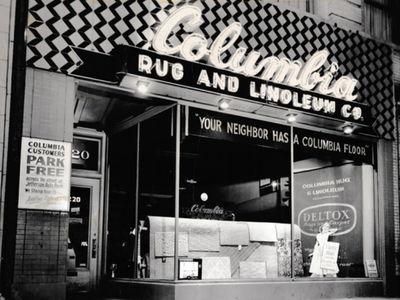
[105,104,378,281]
[293,132,376,278]
[107,107,176,279]
[107,125,139,279]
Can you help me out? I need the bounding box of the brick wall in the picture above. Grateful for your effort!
[395,123,400,277]
[12,67,75,298]
[394,50,400,277]
[14,210,68,284]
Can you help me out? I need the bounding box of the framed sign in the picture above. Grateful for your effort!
[364,260,378,277]
[18,137,71,211]
[178,258,202,280]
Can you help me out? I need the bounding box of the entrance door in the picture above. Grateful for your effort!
[67,177,100,293]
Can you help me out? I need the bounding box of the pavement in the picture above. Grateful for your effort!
[66,295,400,300]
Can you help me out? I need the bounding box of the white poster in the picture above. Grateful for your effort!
[18,137,71,211]
[320,241,340,271]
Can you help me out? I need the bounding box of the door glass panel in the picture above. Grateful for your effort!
[67,177,99,294]
[69,186,91,268]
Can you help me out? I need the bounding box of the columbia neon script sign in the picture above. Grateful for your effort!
[148,6,362,120]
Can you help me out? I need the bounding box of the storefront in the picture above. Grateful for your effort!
[4,1,397,300]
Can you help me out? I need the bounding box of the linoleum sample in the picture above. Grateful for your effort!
[188,221,220,252]
[155,232,188,257]
[246,243,278,278]
[202,257,231,279]
[219,222,249,246]
[239,261,267,278]
[247,222,277,242]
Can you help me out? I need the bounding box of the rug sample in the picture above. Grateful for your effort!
[219,222,249,246]
[239,261,267,278]
[188,221,220,252]
[275,223,302,239]
[202,256,231,279]
[276,238,304,277]
[189,242,260,278]
[154,232,189,257]
[245,243,278,278]
[247,222,277,242]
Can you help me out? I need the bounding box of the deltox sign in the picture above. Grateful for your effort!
[298,203,357,236]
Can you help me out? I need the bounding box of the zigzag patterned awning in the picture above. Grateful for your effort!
[26,0,394,139]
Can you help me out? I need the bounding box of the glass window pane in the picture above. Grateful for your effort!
[68,186,91,268]
[176,108,295,280]
[139,108,176,280]
[107,107,177,280]
[293,132,376,278]
[107,126,138,279]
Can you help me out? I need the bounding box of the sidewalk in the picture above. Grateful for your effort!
[66,295,400,300]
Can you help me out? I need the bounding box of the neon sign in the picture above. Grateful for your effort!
[152,6,358,102]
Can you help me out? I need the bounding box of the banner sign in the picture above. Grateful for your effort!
[189,108,373,163]
[188,107,290,150]
[293,128,373,164]
[18,137,71,211]
[114,45,372,126]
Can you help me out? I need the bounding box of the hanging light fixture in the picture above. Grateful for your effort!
[286,113,297,124]
[200,193,208,202]
[219,98,231,110]
[342,124,354,135]
[136,80,149,94]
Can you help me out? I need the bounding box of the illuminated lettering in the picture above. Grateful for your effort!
[341,104,363,120]
[226,122,269,140]
[138,54,185,81]
[199,117,222,132]
[272,130,289,143]
[343,144,367,155]
[172,63,184,80]
[152,6,359,101]
[197,70,239,92]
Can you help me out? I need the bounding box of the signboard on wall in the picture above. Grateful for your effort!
[26,1,394,139]
[178,258,202,280]
[18,137,71,211]
[114,45,372,127]
[189,108,373,164]
[189,108,290,150]
[294,164,364,277]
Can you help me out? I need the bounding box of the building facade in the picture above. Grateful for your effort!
[1,1,400,300]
